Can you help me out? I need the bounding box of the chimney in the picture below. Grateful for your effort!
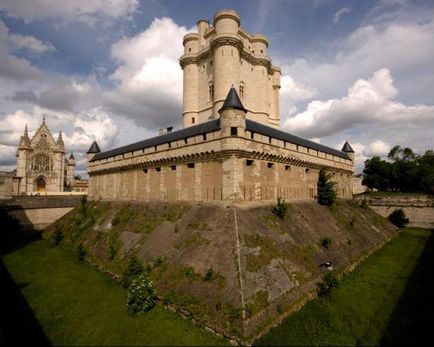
[166,126,173,133]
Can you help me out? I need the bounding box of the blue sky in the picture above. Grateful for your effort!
[0,0,433,175]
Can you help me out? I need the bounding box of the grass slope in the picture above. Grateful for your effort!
[255,228,433,346]
[1,236,226,346]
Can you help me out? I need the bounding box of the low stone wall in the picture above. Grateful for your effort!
[356,195,434,229]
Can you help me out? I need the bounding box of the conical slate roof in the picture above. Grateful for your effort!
[69,153,75,160]
[87,140,101,154]
[218,87,247,114]
[341,141,354,153]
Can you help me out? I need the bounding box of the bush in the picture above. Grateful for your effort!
[318,272,339,297]
[320,237,332,249]
[388,209,409,228]
[127,274,157,315]
[80,195,88,217]
[77,243,87,262]
[52,226,64,246]
[360,198,369,209]
[108,243,117,260]
[122,257,144,288]
[204,268,214,281]
[272,197,288,219]
[317,169,337,206]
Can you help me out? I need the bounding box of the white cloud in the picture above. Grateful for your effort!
[333,7,351,24]
[104,17,190,128]
[284,68,434,138]
[0,0,139,25]
[0,20,44,80]
[283,20,434,105]
[9,32,55,54]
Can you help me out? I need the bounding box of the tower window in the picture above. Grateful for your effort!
[184,137,188,144]
[203,133,207,141]
[230,127,238,136]
[268,137,272,144]
[250,131,254,139]
[285,165,291,171]
[187,163,195,168]
[156,167,161,172]
[171,165,176,171]
[267,163,274,169]
[261,49,263,53]
[192,117,196,124]
[208,84,214,101]
[189,48,191,52]
[246,159,254,166]
[239,84,244,99]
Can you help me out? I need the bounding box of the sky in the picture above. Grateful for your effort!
[0,0,433,176]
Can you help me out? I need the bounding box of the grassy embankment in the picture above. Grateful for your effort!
[1,234,227,346]
[256,228,433,346]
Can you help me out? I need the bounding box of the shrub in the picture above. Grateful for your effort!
[108,243,117,260]
[52,226,64,246]
[77,243,87,262]
[317,169,337,206]
[80,195,88,217]
[320,237,332,249]
[204,268,215,281]
[122,257,144,288]
[127,274,157,315]
[272,197,288,219]
[317,272,339,297]
[388,209,409,228]
[360,198,369,209]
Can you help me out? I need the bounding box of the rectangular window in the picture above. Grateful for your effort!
[268,137,272,144]
[285,165,291,171]
[187,163,195,168]
[246,159,254,166]
[156,167,161,172]
[192,117,196,124]
[267,162,274,169]
[171,165,176,171]
[184,138,188,144]
[250,131,254,139]
[231,127,238,136]
[143,168,148,173]
[203,133,207,141]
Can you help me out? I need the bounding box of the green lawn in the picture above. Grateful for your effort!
[1,236,226,346]
[256,228,433,346]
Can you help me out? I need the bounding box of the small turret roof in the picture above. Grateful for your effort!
[218,87,247,114]
[69,153,75,160]
[341,141,354,153]
[87,140,101,154]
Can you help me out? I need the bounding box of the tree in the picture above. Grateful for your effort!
[317,169,337,206]
[74,174,82,180]
[388,209,409,228]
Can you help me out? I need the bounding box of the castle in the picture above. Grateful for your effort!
[87,10,354,202]
[15,117,76,194]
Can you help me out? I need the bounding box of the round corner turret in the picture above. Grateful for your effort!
[213,9,240,35]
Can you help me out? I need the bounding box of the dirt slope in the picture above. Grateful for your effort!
[45,199,397,342]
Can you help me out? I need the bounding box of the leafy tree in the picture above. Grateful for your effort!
[317,169,337,206]
[362,146,434,194]
[127,274,156,315]
[74,174,82,180]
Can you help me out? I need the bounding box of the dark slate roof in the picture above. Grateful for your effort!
[87,141,101,154]
[90,118,350,162]
[69,153,75,160]
[246,120,350,160]
[219,87,247,113]
[341,141,354,153]
[90,120,220,162]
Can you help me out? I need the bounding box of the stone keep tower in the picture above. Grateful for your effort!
[179,9,281,128]
[66,153,76,189]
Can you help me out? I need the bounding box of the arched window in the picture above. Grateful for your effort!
[208,83,214,101]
